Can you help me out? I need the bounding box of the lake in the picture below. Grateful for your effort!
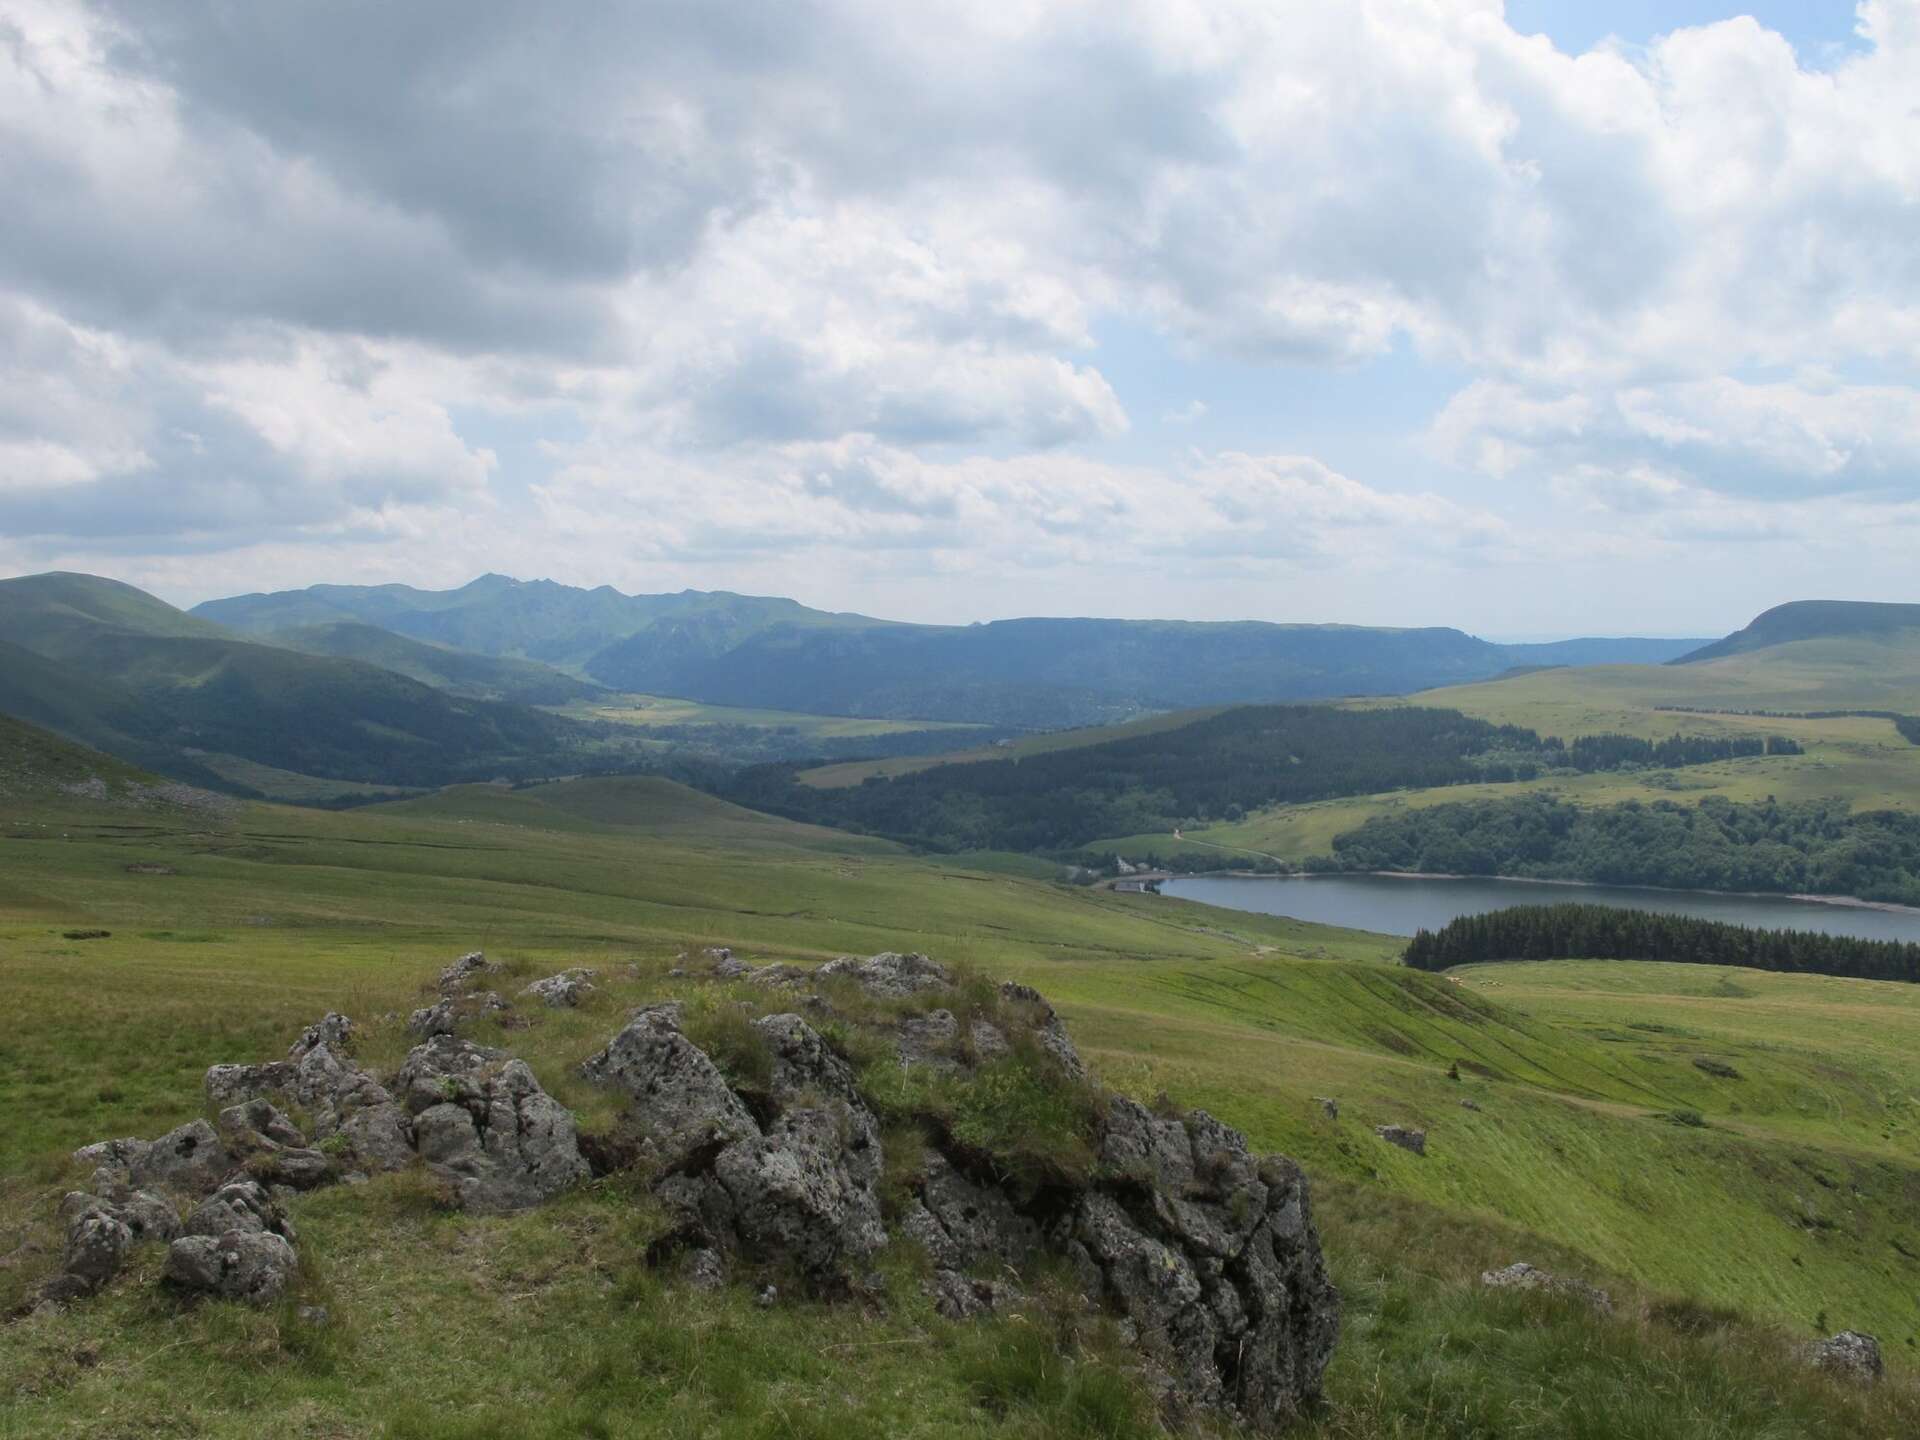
[1159,872,1920,944]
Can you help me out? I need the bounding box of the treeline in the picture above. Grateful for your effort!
[724,704,1808,854]
[727,706,1545,851]
[1402,903,1920,984]
[1322,794,1920,905]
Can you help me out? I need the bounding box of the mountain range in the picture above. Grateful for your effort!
[14,569,1920,804]
[196,574,1708,727]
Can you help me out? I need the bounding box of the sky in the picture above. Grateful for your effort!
[3,2,1919,639]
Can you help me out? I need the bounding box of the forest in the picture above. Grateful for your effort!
[1402,902,1920,983]
[1323,794,1920,904]
[724,706,1801,854]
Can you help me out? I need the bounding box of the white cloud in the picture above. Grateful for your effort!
[1,0,1919,622]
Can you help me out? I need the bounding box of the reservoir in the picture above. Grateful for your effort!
[1160,872,1920,944]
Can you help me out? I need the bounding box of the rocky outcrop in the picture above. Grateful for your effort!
[1480,1261,1612,1316]
[1375,1125,1426,1157]
[583,953,1339,1429]
[393,1034,590,1211]
[1808,1330,1883,1383]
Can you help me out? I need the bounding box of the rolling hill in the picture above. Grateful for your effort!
[193,573,1707,727]
[0,573,606,794]
[259,621,603,705]
[1677,599,1920,663]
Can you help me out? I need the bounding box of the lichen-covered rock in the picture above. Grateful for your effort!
[59,1205,132,1296]
[59,1188,180,1245]
[181,1181,297,1243]
[708,1104,888,1281]
[1376,1124,1426,1156]
[407,1000,458,1037]
[817,951,953,997]
[1480,1261,1612,1315]
[439,950,492,992]
[204,1062,295,1107]
[393,1035,589,1211]
[997,982,1085,1079]
[898,1150,1038,1271]
[580,1008,757,1172]
[164,1231,298,1304]
[121,1120,232,1196]
[1808,1330,1883,1383]
[288,1012,354,1059]
[217,1098,307,1154]
[523,969,597,1007]
[1067,1101,1338,1427]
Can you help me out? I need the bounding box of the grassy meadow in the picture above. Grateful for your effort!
[1087,658,1920,868]
[4,753,1920,1436]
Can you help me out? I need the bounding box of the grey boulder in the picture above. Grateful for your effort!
[394,1034,590,1211]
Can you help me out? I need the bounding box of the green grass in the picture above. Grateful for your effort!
[795,708,1227,789]
[1090,679,1920,866]
[4,776,1920,1435]
[560,692,986,740]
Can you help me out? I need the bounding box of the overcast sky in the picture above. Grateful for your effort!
[3,1,1916,637]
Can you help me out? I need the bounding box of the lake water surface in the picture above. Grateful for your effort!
[1159,873,1920,943]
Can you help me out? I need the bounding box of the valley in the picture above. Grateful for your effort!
[7,585,1920,1436]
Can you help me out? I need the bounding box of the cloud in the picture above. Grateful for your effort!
[2,0,1919,620]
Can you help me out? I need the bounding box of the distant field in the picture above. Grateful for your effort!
[795,706,1226,788]
[557,692,985,740]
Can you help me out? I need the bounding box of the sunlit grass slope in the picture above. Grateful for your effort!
[4,755,1919,1434]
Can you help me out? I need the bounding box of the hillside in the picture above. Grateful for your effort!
[192,574,1705,727]
[260,621,603,705]
[0,574,610,795]
[2,779,1917,1435]
[368,775,900,853]
[1678,600,1920,663]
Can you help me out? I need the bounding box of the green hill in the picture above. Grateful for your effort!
[0,573,604,794]
[260,621,603,705]
[370,775,900,852]
[1679,600,1920,663]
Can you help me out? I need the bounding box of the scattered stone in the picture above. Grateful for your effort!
[438,951,492,993]
[58,1188,179,1245]
[407,1000,458,1038]
[755,1283,777,1308]
[61,928,111,941]
[394,1035,590,1211]
[296,1304,331,1327]
[58,1205,132,1296]
[218,1098,307,1151]
[1692,1056,1742,1080]
[1460,1099,1482,1113]
[523,968,597,1007]
[1808,1330,1883,1383]
[1480,1262,1613,1316]
[746,962,815,990]
[288,1013,354,1059]
[164,1231,298,1305]
[1315,1097,1340,1121]
[1376,1124,1427,1157]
